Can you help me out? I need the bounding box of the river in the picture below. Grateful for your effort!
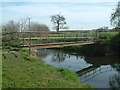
[37,48,120,88]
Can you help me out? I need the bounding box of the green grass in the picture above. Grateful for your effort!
[49,33,86,37]
[2,49,91,88]
[97,32,118,38]
[48,32,118,38]
[0,54,2,89]
[96,32,118,42]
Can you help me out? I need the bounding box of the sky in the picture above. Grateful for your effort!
[1,0,119,31]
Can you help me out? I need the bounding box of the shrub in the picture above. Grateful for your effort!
[109,33,120,54]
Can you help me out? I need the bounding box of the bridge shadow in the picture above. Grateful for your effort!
[76,56,120,76]
[76,56,120,88]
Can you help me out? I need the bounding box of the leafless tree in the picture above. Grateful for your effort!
[2,20,19,33]
[50,14,67,32]
[2,20,20,43]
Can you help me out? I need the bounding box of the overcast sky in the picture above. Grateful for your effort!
[1,0,119,31]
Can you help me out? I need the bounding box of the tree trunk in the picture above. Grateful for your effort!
[57,22,60,32]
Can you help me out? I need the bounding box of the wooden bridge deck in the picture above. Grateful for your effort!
[21,42,94,49]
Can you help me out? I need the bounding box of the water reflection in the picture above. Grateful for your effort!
[79,56,120,88]
[37,48,85,63]
[37,48,120,88]
[109,64,120,89]
[51,52,66,63]
[112,64,120,71]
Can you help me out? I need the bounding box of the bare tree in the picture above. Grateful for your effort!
[19,19,28,32]
[2,20,19,33]
[50,14,67,32]
[111,1,120,29]
[2,20,20,43]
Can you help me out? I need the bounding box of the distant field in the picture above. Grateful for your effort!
[97,32,118,38]
[42,31,118,38]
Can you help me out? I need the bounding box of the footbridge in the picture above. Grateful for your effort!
[2,31,96,49]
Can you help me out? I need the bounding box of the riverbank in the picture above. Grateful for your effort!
[2,49,91,88]
[58,42,111,56]
[59,33,120,57]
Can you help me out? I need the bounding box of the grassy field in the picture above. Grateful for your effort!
[48,31,118,38]
[2,49,91,88]
[98,32,118,38]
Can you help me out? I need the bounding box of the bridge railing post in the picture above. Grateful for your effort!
[64,33,65,43]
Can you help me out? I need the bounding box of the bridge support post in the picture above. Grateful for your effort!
[29,35,31,55]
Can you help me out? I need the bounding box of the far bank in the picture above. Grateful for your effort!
[58,33,120,57]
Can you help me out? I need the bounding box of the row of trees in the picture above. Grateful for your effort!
[2,20,49,33]
[2,20,19,33]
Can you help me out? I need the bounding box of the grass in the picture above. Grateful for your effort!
[0,53,2,89]
[48,31,118,38]
[49,33,88,37]
[98,32,118,38]
[2,49,91,88]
